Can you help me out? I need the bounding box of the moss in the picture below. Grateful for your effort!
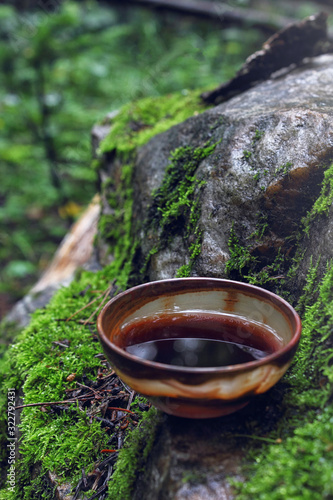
[98,162,135,287]
[302,162,333,236]
[98,90,211,158]
[1,91,333,499]
[245,249,287,294]
[143,142,217,277]
[237,408,333,500]
[225,161,330,291]
[0,320,21,357]
[243,150,252,160]
[236,263,333,499]
[295,255,321,316]
[224,162,333,497]
[225,223,257,278]
[285,162,333,294]
[285,261,333,397]
[242,128,265,165]
[181,471,207,486]
[176,264,192,278]
[0,137,157,498]
[107,407,162,500]
[0,272,107,496]
[275,161,293,176]
[249,213,269,241]
[0,472,57,500]
[222,161,333,498]
[0,262,158,498]
[147,144,215,233]
[225,223,287,290]
[252,129,265,143]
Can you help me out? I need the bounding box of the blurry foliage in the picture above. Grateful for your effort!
[1,0,324,311]
[0,0,265,310]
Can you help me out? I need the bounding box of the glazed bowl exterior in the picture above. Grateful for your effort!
[97,278,301,418]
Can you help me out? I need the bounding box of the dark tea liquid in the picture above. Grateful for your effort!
[121,312,282,368]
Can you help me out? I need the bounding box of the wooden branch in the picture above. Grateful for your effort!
[288,0,333,7]
[14,397,93,410]
[105,0,295,34]
[201,12,333,106]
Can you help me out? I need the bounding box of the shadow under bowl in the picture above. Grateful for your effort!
[97,278,301,419]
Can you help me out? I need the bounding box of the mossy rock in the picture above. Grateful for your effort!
[1,55,333,499]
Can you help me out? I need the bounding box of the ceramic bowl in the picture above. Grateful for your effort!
[97,278,301,419]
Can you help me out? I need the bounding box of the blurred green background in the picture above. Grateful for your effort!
[0,0,330,318]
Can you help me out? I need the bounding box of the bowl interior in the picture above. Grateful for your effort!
[98,278,300,369]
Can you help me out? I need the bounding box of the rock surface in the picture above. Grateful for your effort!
[95,54,333,498]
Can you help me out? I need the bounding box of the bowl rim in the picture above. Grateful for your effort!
[96,278,302,374]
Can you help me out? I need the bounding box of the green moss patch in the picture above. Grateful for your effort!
[1,91,333,499]
[302,162,333,235]
[0,273,104,497]
[142,142,218,277]
[98,91,212,281]
[225,222,257,277]
[147,143,215,236]
[0,268,162,499]
[238,408,333,500]
[98,90,210,158]
[98,162,135,286]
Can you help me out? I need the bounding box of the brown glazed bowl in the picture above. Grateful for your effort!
[97,278,301,419]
